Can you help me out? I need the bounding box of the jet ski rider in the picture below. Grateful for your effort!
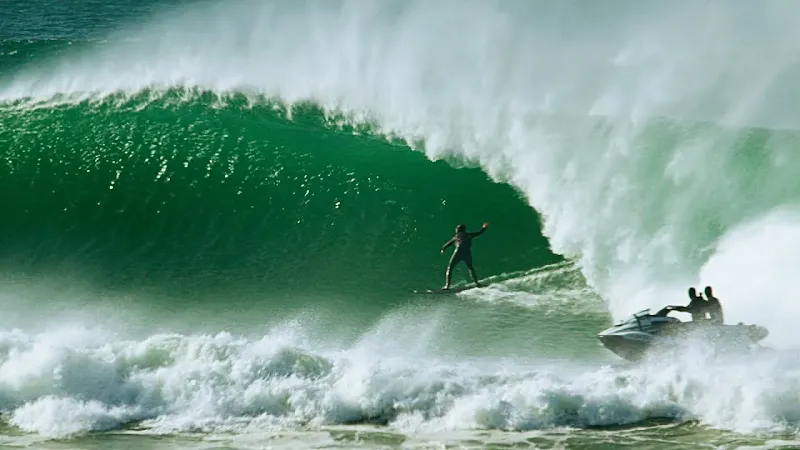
[703,286,724,324]
[664,287,708,321]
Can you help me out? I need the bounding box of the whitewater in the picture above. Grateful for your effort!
[3,0,800,448]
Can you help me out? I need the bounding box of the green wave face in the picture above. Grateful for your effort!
[0,92,557,307]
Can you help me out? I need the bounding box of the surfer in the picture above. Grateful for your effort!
[703,286,724,325]
[440,222,489,290]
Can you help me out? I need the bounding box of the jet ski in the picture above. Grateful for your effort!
[597,308,769,361]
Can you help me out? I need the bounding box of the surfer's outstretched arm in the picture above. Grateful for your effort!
[468,222,489,237]
[441,237,455,253]
[468,229,485,238]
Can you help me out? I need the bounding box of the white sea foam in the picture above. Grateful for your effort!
[0,317,797,438]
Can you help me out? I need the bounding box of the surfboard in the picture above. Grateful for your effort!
[414,285,482,295]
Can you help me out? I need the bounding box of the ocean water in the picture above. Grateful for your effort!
[2,1,800,448]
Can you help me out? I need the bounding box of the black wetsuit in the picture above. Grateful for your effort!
[441,228,486,288]
[672,296,708,322]
[705,296,724,325]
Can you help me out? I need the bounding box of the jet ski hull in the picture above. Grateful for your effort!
[597,333,653,361]
[597,309,768,361]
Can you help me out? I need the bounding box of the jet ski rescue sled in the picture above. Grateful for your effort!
[597,308,769,361]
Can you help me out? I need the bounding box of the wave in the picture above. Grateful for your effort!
[4,0,800,440]
[5,1,800,345]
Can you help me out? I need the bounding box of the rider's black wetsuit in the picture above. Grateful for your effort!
[441,227,486,289]
[705,295,724,325]
[670,296,708,322]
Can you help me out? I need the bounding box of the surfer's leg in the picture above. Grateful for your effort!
[445,253,461,289]
[464,254,481,287]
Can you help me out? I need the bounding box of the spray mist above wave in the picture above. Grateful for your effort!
[4,0,800,339]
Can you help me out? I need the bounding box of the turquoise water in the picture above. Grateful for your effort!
[3,1,800,448]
